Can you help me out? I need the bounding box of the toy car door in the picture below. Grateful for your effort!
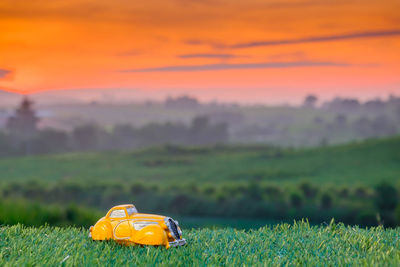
[109,208,132,240]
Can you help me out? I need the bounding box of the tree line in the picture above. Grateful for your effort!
[0,116,228,156]
[1,181,398,228]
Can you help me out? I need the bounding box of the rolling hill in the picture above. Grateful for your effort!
[0,136,399,186]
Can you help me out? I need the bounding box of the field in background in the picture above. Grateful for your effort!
[1,221,399,265]
[1,136,399,185]
[0,136,399,229]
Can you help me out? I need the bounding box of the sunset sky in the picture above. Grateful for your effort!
[1,0,399,103]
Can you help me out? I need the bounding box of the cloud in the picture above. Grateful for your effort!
[268,51,306,60]
[177,53,244,59]
[122,61,350,72]
[0,69,11,78]
[231,29,400,48]
[183,39,226,49]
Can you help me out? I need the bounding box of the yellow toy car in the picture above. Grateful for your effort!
[89,204,186,249]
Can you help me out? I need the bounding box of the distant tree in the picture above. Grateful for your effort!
[138,123,166,146]
[7,97,39,154]
[290,192,303,209]
[203,186,216,196]
[189,116,229,145]
[337,187,350,198]
[130,183,146,195]
[191,116,209,132]
[353,185,370,198]
[374,182,397,212]
[185,183,199,194]
[303,94,318,108]
[165,95,199,108]
[247,182,263,201]
[320,193,333,209]
[323,97,360,112]
[364,99,385,112]
[395,205,400,225]
[7,97,39,136]
[374,182,398,227]
[0,132,15,157]
[211,122,229,144]
[353,117,374,138]
[370,115,397,137]
[112,124,139,150]
[263,185,282,200]
[71,124,106,151]
[191,116,210,145]
[31,129,69,154]
[298,182,318,199]
[335,114,347,126]
[396,106,400,123]
[357,210,378,227]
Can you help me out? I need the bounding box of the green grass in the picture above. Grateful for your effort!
[1,221,399,266]
[0,136,399,186]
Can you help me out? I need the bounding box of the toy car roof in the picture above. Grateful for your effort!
[111,204,135,209]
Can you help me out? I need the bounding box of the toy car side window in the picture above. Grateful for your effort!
[109,209,127,218]
[126,207,137,215]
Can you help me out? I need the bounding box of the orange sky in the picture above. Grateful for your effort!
[0,0,400,103]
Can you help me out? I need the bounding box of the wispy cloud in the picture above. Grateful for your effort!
[231,29,400,48]
[0,69,11,78]
[177,53,244,59]
[183,39,225,49]
[268,51,306,60]
[122,61,350,72]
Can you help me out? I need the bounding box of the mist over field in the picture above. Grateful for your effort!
[1,91,400,151]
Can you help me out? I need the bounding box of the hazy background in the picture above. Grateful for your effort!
[0,0,399,229]
[0,92,399,229]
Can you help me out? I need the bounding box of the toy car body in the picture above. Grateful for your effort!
[89,204,186,249]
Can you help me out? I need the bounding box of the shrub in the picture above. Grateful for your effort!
[395,205,400,225]
[130,183,145,195]
[320,193,333,209]
[203,186,216,196]
[298,182,318,199]
[374,182,398,212]
[354,186,369,198]
[290,192,303,209]
[337,187,350,198]
[357,210,378,227]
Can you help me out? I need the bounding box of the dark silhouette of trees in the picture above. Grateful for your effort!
[31,129,69,154]
[320,193,333,209]
[7,97,38,135]
[190,116,228,145]
[71,124,108,151]
[335,114,347,126]
[290,192,303,209]
[6,97,39,154]
[374,182,397,212]
[165,95,199,108]
[323,97,360,112]
[303,94,318,108]
[298,182,318,199]
[374,182,398,227]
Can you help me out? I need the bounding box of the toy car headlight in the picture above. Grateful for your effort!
[133,222,158,231]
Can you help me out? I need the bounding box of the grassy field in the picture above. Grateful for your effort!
[1,221,399,266]
[0,136,399,186]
